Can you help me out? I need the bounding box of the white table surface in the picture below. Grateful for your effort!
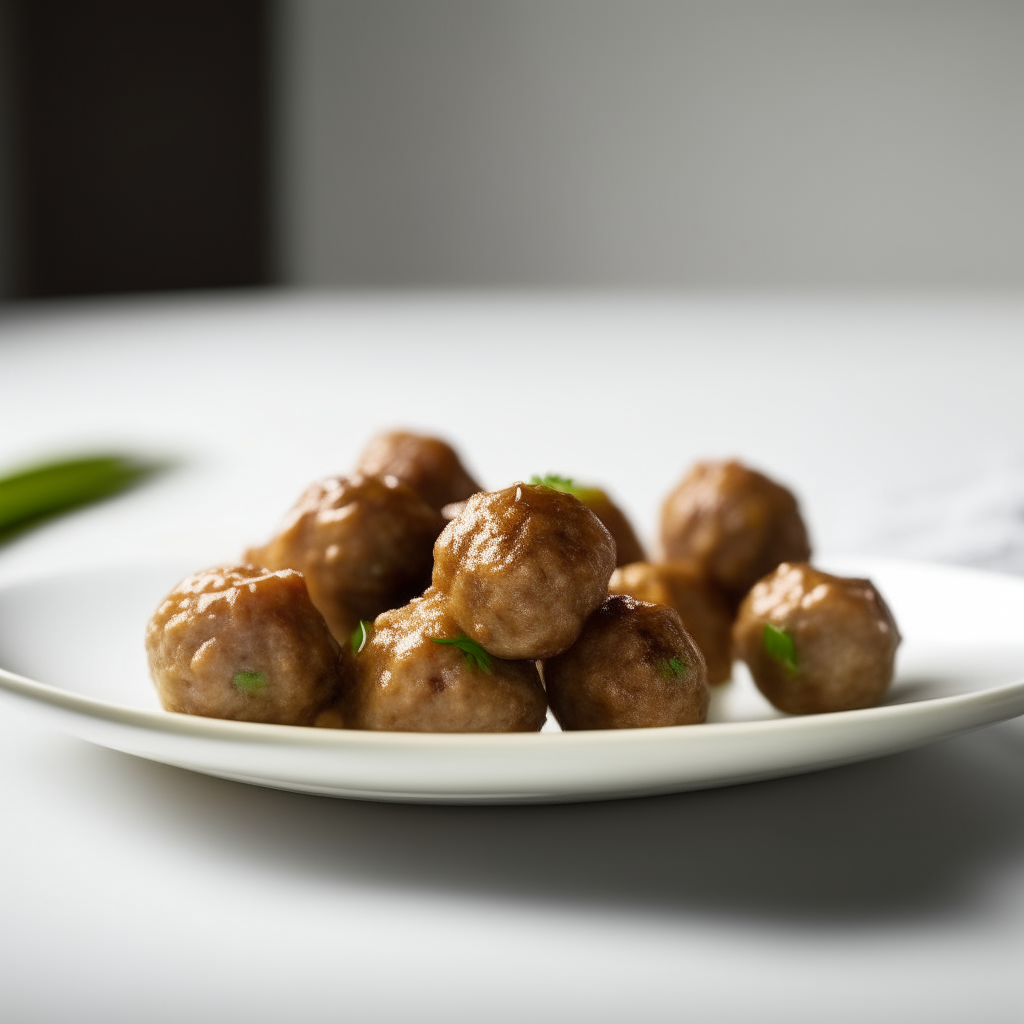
[1,293,1023,1023]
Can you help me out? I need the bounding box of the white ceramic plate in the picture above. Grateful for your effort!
[0,556,1023,804]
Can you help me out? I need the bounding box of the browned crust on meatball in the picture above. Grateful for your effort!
[340,589,547,732]
[432,483,617,660]
[356,430,481,512]
[246,473,445,644]
[545,595,709,730]
[610,560,733,684]
[145,564,344,725]
[660,460,811,607]
[732,562,901,715]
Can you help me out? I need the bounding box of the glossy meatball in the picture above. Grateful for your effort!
[433,483,617,659]
[545,595,709,730]
[732,562,901,715]
[356,430,481,512]
[246,473,444,643]
[340,589,547,732]
[532,476,644,566]
[660,460,811,608]
[609,560,733,684]
[145,565,343,725]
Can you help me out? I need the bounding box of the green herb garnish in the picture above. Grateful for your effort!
[530,474,602,503]
[531,474,576,491]
[661,656,688,678]
[430,634,493,673]
[0,454,163,543]
[351,619,372,655]
[233,670,268,694]
[763,623,799,676]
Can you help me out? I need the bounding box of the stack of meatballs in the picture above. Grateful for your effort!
[145,431,900,733]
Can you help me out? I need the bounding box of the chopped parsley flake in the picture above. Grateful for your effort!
[529,474,603,504]
[233,670,268,694]
[431,634,493,673]
[661,656,688,678]
[531,474,576,491]
[763,623,799,676]
[351,619,372,655]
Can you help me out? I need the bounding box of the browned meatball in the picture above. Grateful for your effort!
[545,595,709,730]
[340,589,547,732]
[732,562,901,715]
[145,565,343,725]
[432,483,617,659]
[660,460,811,608]
[530,476,645,565]
[246,473,444,643]
[609,560,733,684]
[356,430,481,512]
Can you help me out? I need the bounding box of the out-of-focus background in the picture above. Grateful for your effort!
[0,0,1022,298]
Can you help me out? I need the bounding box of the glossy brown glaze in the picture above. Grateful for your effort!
[545,595,709,730]
[732,562,901,714]
[432,483,617,659]
[660,459,811,608]
[356,430,481,512]
[246,473,444,644]
[339,589,547,732]
[609,560,734,684]
[145,565,343,725]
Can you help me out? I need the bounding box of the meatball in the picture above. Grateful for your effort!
[356,430,481,512]
[732,562,901,715]
[531,476,644,566]
[340,589,547,732]
[246,473,444,643]
[145,564,343,725]
[432,483,617,659]
[660,460,811,608]
[545,595,709,730]
[609,560,733,684]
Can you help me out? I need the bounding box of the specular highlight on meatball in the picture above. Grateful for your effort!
[356,430,481,512]
[531,475,645,566]
[660,459,811,608]
[145,564,343,725]
[545,595,709,730]
[732,562,901,715]
[609,560,733,684]
[246,473,444,644]
[432,483,617,659]
[340,589,547,732]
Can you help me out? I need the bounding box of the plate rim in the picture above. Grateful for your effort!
[3,662,1024,751]
[2,553,1024,753]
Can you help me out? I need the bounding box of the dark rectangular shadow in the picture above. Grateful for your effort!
[10,0,271,298]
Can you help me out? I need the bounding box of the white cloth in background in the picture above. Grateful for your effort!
[861,454,1024,576]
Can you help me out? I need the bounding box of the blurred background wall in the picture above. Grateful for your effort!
[1,0,1022,298]
[280,0,1024,289]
